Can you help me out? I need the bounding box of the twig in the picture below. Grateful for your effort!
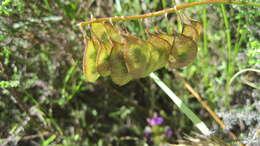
[78,0,260,26]
[172,70,243,145]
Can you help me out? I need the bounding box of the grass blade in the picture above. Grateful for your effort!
[149,72,211,135]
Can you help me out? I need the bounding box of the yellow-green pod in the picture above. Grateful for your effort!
[95,41,112,76]
[83,39,100,82]
[91,23,110,42]
[182,24,199,41]
[171,34,197,67]
[147,35,171,72]
[157,34,178,68]
[110,42,132,86]
[104,23,123,43]
[191,20,203,36]
[123,35,151,78]
[157,34,175,46]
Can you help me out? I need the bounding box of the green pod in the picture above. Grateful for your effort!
[182,24,199,42]
[171,34,198,67]
[156,34,179,68]
[104,23,123,43]
[83,39,100,82]
[91,23,110,42]
[147,35,171,72]
[191,20,203,36]
[110,42,132,86]
[95,41,112,76]
[182,20,203,42]
[123,34,151,79]
[157,34,175,46]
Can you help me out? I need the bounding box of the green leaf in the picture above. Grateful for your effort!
[42,135,56,146]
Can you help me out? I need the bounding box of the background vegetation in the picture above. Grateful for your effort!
[0,0,259,145]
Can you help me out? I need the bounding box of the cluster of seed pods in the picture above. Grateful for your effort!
[83,20,202,85]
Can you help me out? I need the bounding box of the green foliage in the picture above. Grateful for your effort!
[0,0,24,15]
[0,80,19,88]
[247,39,260,66]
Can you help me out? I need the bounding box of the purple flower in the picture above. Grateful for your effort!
[147,117,164,125]
[165,129,173,136]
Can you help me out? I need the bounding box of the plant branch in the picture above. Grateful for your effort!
[78,0,260,26]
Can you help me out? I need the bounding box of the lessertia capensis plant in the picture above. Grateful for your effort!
[78,0,259,145]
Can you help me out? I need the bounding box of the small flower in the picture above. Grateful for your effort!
[165,129,173,136]
[147,112,164,125]
[147,116,164,125]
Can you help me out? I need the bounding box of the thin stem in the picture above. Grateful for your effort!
[173,70,243,145]
[229,68,260,93]
[202,7,208,55]
[220,5,233,104]
[78,0,260,26]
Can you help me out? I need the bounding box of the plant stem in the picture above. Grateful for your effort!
[173,70,241,144]
[220,4,233,106]
[78,0,260,26]
[149,72,211,136]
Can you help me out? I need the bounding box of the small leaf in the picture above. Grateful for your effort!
[123,35,151,78]
[171,34,197,67]
[83,39,100,82]
[110,42,132,86]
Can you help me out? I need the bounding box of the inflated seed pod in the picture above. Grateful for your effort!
[182,24,199,42]
[91,23,110,42]
[104,23,123,43]
[91,23,112,76]
[83,39,100,82]
[110,41,132,85]
[95,41,112,76]
[91,23,124,77]
[147,34,171,72]
[182,20,202,42]
[123,34,151,78]
[157,34,175,46]
[83,20,202,86]
[191,20,203,36]
[171,34,197,67]
[155,34,179,65]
